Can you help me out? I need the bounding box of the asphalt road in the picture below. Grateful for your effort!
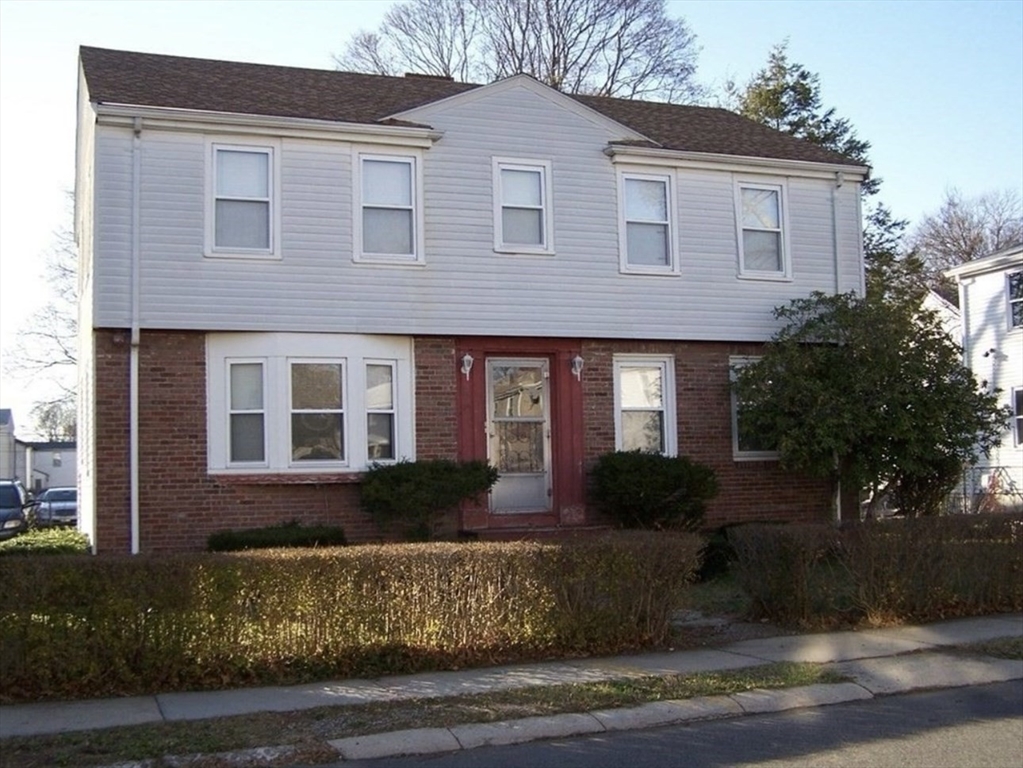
[331,680,1023,768]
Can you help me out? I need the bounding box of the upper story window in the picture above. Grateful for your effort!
[619,172,676,274]
[493,158,554,254]
[207,143,278,259]
[613,355,677,455]
[1008,271,1023,329]
[208,334,414,473]
[355,153,423,264]
[730,356,779,461]
[736,181,790,279]
[1013,388,1023,446]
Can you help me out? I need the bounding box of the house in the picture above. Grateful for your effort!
[946,243,1023,510]
[25,441,78,494]
[74,47,869,554]
[0,409,28,483]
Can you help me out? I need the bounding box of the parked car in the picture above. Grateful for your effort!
[0,480,33,539]
[35,487,78,527]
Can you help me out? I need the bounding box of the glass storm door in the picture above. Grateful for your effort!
[487,359,552,513]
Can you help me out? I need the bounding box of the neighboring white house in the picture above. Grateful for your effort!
[26,441,78,493]
[946,243,1023,511]
[0,409,29,482]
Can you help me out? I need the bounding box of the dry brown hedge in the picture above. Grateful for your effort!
[0,532,703,702]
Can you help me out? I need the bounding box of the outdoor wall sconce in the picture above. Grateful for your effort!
[571,354,584,380]
[461,353,474,380]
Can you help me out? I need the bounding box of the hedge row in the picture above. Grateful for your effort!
[730,515,1023,626]
[0,532,703,702]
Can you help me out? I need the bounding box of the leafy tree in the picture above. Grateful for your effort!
[733,291,1008,519]
[336,0,703,102]
[726,41,876,195]
[2,216,78,438]
[863,203,927,304]
[911,187,1023,301]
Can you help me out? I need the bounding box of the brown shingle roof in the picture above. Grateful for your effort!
[79,46,864,168]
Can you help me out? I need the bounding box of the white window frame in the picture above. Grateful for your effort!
[618,170,679,275]
[1013,387,1023,447]
[353,149,425,265]
[1007,271,1023,331]
[735,180,791,281]
[288,358,347,467]
[226,358,269,468]
[612,355,677,455]
[365,359,399,463]
[492,157,555,255]
[207,334,414,474]
[205,140,281,260]
[730,355,780,461]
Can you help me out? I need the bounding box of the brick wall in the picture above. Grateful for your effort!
[582,339,833,527]
[413,337,458,461]
[92,329,379,554]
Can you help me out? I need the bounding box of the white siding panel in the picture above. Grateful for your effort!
[93,128,134,327]
[91,83,862,342]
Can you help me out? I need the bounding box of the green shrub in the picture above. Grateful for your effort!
[0,528,91,556]
[361,459,499,540]
[207,520,347,552]
[591,450,718,530]
[0,532,703,702]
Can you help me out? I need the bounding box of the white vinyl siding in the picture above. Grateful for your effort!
[736,181,790,280]
[619,171,677,274]
[493,158,554,254]
[613,355,677,455]
[207,334,414,473]
[91,84,863,342]
[354,151,423,264]
[205,142,280,259]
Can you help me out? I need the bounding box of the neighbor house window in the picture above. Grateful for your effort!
[613,356,677,455]
[619,172,676,273]
[1014,388,1023,446]
[208,144,277,257]
[356,153,422,263]
[730,356,779,460]
[1009,272,1023,329]
[736,182,789,278]
[493,158,554,254]
[208,334,414,473]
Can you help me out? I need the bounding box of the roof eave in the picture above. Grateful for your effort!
[945,245,1023,280]
[605,144,869,180]
[93,103,444,145]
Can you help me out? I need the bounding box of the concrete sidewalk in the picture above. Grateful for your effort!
[1,613,1021,760]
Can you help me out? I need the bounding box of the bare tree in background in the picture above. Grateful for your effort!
[912,188,1023,300]
[3,221,79,438]
[336,0,703,102]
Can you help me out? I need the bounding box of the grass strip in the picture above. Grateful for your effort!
[0,662,844,768]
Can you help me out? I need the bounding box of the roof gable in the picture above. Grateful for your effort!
[391,74,650,144]
[79,46,866,169]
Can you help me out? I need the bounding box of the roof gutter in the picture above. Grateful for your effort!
[605,144,869,181]
[94,104,443,146]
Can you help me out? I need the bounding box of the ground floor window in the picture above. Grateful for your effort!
[613,355,677,455]
[730,355,780,460]
[207,333,413,473]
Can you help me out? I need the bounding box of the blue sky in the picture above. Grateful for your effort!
[0,0,1021,435]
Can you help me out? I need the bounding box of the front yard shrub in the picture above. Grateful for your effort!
[0,527,90,557]
[361,459,499,540]
[207,520,347,552]
[591,451,718,530]
[0,531,702,702]
[728,514,1023,627]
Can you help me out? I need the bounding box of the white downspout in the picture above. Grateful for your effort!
[130,117,142,554]
[832,171,844,295]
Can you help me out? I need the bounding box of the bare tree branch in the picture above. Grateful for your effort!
[335,0,703,103]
